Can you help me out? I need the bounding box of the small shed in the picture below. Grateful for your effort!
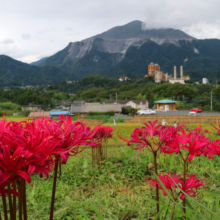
[49,110,69,117]
[28,111,50,118]
[154,99,177,111]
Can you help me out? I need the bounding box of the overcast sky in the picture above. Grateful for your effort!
[1,0,220,63]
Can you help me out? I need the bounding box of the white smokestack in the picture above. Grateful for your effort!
[180,66,183,80]
[174,66,177,80]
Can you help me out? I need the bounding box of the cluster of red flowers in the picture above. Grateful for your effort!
[146,172,205,200]
[0,115,97,196]
[91,125,114,142]
[120,120,211,204]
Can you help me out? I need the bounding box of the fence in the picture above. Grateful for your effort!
[124,115,220,124]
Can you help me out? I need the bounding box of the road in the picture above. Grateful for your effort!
[155,110,220,116]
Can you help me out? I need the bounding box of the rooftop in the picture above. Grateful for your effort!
[154,99,177,104]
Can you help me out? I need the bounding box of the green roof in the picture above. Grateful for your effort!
[154,99,177,104]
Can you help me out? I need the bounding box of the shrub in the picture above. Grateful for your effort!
[87,111,115,116]
[122,106,137,116]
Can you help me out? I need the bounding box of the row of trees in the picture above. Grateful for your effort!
[0,73,219,111]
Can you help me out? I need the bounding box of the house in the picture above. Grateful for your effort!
[154,99,177,111]
[56,102,72,111]
[71,103,121,114]
[73,100,86,105]
[28,111,50,118]
[105,100,148,109]
[22,104,42,111]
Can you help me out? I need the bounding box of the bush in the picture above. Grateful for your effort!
[122,106,137,116]
[87,111,115,116]
[0,102,21,110]
[0,110,15,116]
[20,110,32,117]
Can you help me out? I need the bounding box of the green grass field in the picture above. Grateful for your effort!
[2,118,220,219]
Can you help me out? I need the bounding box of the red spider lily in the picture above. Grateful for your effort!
[146,172,181,197]
[191,128,209,135]
[161,133,182,154]
[211,121,220,135]
[91,125,114,140]
[0,146,35,183]
[147,172,205,200]
[143,120,160,139]
[203,139,220,158]
[181,132,210,161]
[178,174,205,200]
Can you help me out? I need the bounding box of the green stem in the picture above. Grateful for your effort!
[13,182,17,220]
[7,179,13,220]
[18,178,24,220]
[49,161,59,220]
[153,152,160,220]
[2,196,8,220]
[170,203,175,220]
[183,160,186,220]
[23,179,27,220]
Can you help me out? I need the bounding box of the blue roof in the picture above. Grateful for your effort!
[49,110,69,116]
[154,99,177,104]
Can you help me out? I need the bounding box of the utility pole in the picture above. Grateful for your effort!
[182,95,185,108]
[116,93,117,103]
[110,94,111,100]
[211,90,213,111]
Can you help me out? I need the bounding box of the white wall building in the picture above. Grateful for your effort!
[202,78,209,84]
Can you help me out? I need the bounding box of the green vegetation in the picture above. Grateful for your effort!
[0,73,220,114]
[10,122,220,219]
[2,38,220,87]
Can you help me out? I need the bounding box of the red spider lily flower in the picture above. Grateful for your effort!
[203,139,220,158]
[211,121,220,135]
[146,172,181,197]
[143,120,160,139]
[0,146,35,183]
[178,174,205,200]
[161,133,182,154]
[91,125,114,140]
[147,173,205,200]
[163,126,178,142]
[181,132,210,161]
[119,127,150,155]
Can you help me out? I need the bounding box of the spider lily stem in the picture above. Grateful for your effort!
[7,179,13,220]
[18,178,24,220]
[23,179,27,220]
[2,196,8,220]
[153,151,160,220]
[13,182,17,220]
[183,160,186,220]
[170,203,175,220]
[50,160,59,220]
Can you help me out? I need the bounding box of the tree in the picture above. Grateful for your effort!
[146,90,154,108]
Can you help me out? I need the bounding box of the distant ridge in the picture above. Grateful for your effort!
[1,20,220,86]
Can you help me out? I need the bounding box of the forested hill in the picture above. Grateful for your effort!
[1,20,220,86]
[33,20,220,81]
[0,55,76,87]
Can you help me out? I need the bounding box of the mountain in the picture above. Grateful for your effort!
[34,20,220,81]
[38,20,195,69]
[1,20,220,87]
[0,55,76,87]
[30,57,48,66]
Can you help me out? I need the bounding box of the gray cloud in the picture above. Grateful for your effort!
[0,0,220,63]
[0,38,14,44]
[22,34,30,40]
